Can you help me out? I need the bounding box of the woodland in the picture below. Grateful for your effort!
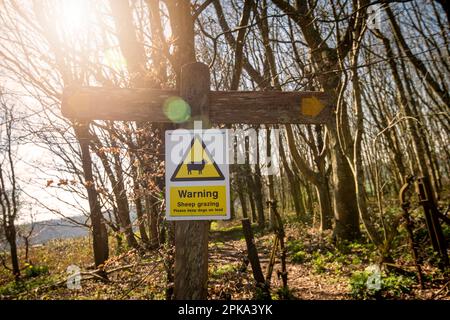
[0,0,449,300]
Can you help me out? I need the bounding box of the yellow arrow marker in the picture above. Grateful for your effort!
[301,96,325,117]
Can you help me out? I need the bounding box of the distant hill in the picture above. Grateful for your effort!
[20,215,89,245]
[4,210,139,247]
[30,217,89,244]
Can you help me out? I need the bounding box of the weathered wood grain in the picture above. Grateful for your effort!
[62,86,176,122]
[210,91,333,124]
[62,87,333,124]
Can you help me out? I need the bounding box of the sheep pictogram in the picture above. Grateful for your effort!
[187,159,206,175]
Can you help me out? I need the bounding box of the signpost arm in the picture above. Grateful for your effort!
[174,62,210,299]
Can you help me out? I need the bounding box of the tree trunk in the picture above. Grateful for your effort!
[6,225,20,279]
[73,123,109,268]
[299,179,313,217]
[315,180,333,231]
[112,152,139,250]
[285,125,335,231]
[327,121,361,240]
[150,201,160,248]
[111,145,139,249]
[230,184,236,220]
[248,189,257,222]
[271,0,364,241]
[266,127,276,227]
[132,184,150,246]
[254,135,266,229]
[145,194,159,248]
[351,44,383,247]
[244,165,258,222]
[241,218,267,292]
[91,132,138,250]
[279,136,302,217]
[110,0,164,250]
[24,237,30,263]
[237,177,248,219]
[293,178,305,217]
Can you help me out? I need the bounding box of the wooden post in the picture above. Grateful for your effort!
[241,218,265,284]
[241,218,270,299]
[272,201,288,291]
[416,176,449,268]
[174,62,210,300]
[265,200,288,294]
[266,236,279,284]
[399,177,424,289]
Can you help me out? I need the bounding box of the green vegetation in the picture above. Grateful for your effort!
[312,255,327,274]
[210,264,236,279]
[0,274,58,299]
[349,270,416,299]
[286,239,303,253]
[286,239,308,264]
[210,222,245,242]
[24,263,49,278]
[349,271,375,299]
[292,251,307,264]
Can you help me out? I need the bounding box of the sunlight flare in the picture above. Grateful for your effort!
[58,0,89,33]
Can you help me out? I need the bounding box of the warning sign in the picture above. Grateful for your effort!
[165,130,230,221]
[170,136,224,181]
[170,186,227,216]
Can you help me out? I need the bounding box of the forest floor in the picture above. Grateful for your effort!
[0,215,449,300]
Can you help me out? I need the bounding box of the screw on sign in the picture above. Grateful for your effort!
[61,62,333,300]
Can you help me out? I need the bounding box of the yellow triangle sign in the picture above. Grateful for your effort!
[170,136,225,181]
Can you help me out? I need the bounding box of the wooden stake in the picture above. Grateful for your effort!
[173,62,210,300]
[241,218,265,284]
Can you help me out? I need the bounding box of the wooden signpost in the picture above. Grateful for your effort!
[61,62,333,300]
[62,85,332,124]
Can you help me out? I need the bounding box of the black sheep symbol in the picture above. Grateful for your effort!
[187,159,206,175]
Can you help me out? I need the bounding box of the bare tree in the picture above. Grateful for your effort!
[0,94,20,279]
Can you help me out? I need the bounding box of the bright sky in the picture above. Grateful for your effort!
[14,142,88,224]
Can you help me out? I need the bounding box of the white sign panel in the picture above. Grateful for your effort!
[165,129,230,221]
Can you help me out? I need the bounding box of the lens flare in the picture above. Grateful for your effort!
[163,97,191,123]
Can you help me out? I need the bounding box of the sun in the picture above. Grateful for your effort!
[58,0,90,34]
[51,0,128,73]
